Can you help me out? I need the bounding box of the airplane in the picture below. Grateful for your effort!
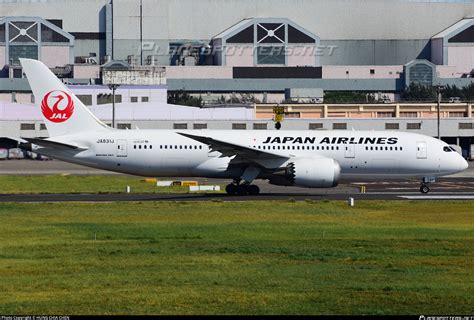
[18,58,468,195]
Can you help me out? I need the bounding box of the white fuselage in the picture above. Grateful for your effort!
[34,129,467,182]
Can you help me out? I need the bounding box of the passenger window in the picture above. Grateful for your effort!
[139,145,142,149]
[150,145,152,149]
[134,145,136,149]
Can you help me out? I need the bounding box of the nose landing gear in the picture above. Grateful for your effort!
[420,177,436,194]
[420,184,430,194]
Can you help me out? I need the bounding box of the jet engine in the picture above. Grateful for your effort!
[269,157,341,188]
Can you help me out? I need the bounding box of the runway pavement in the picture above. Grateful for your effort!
[1,189,474,202]
[1,160,474,202]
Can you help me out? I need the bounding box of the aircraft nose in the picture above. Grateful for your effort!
[459,157,469,171]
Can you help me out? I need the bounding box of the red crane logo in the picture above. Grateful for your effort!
[41,90,74,123]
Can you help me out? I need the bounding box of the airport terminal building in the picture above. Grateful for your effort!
[0,0,474,155]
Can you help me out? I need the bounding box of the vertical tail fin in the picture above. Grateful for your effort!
[20,58,109,137]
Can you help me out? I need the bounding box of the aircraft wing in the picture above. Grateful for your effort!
[178,132,289,168]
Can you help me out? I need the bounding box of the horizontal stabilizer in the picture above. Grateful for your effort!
[22,137,88,150]
[0,137,28,144]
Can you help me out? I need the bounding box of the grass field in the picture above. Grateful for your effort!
[0,200,472,315]
[0,175,221,194]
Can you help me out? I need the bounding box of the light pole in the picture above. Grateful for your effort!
[108,84,120,128]
[434,85,445,140]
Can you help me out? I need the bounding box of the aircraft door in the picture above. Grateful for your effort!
[416,141,427,159]
[344,144,355,158]
[117,139,128,157]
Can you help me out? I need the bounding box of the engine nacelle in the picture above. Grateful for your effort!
[269,157,341,188]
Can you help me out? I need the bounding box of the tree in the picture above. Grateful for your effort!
[400,83,436,102]
[324,91,375,103]
[460,82,474,101]
[443,84,462,100]
[168,90,203,107]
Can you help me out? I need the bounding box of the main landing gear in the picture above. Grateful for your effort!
[225,178,260,196]
[420,177,436,194]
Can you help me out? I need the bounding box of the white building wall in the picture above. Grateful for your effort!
[447,46,474,75]
[112,0,141,39]
[225,46,254,67]
[287,46,316,67]
[166,66,233,79]
[113,0,474,40]
[68,85,168,104]
[40,46,70,68]
[0,46,5,68]
[322,66,403,79]
[436,65,458,78]
[72,65,101,79]
[0,93,12,103]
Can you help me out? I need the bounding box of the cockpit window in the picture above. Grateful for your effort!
[443,146,452,152]
[450,146,456,152]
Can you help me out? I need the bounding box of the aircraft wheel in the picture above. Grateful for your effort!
[248,185,260,195]
[236,185,250,196]
[420,184,430,194]
[225,183,237,195]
